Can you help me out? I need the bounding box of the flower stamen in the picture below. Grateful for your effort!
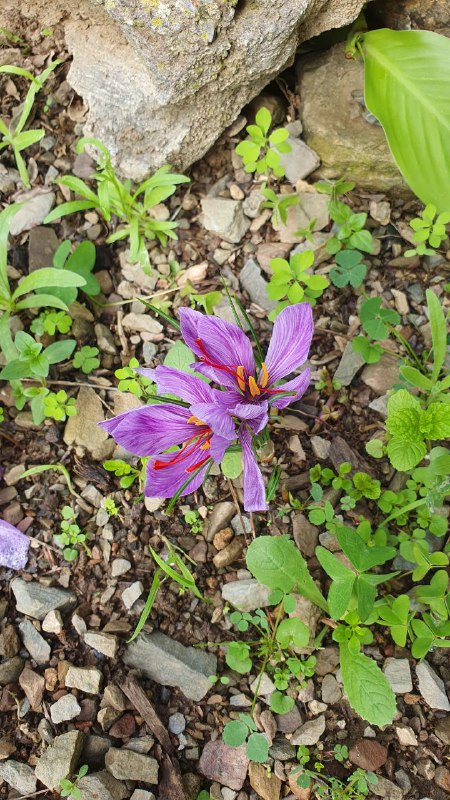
[248,376,261,397]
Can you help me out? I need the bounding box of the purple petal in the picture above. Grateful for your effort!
[239,426,268,512]
[179,307,255,389]
[230,400,269,434]
[263,303,313,385]
[145,444,209,498]
[189,402,236,440]
[0,520,30,570]
[99,404,197,456]
[137,366,215,405]
[209,434,231,463]
[270,368,311,409]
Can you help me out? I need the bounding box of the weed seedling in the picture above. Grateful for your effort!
[54,506,90,561]
[59,765,89,800]
[235,107,291,178]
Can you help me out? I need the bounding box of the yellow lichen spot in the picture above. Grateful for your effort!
[152,17,163,26]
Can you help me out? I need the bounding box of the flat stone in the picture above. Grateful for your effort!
[315,647,340,676]
[221,579,272,612]
[416,661,450,710]
[64,387,115,461]
[250,673,276,697]
[199,740,248,791]
[105,748,158,784]
[230,514,252,536]
[239,259,277,313]
[11,578,76,621]
[383,658,412,694]
[269,739,296,761]
[19,667,45,709]
[95,322,118,355]
[435,766,450,793]
[0,625,20,658]
[111,558,132,578]
[361,354,399,396]
[9,191,55,235]
[101,684,127,712]
[130,792,156,800]
[249,761,281,800]
[278,136,320,184]
[123,631,216,702]
[0,656,23,685]
[78,770,129,800]
[292,513,319,558]
[28,226,59,270]
[310,435,330,460]
[369,777,403,800]
[65,664,103,694]
[121,581,144,610]
[321,674,342,705]
[395,726,418,747]
[108,713,136,739]
[121,313,163,337]
[168,712,186,735]
[213,538,244,569]
[50,694,82,724]
[435,716,450,746]
[84,631,119,659]
[35,730,85,790]
[275,705,303,734]
[42,609,63,634]
[0,760,37,794]
[291,715,326,746]
[369,395,389,419]
[18,619,51,665]
[206,502,236,541]
[349,739,388,772]
[275,192,329,244]
[334,342,365,387]
[201,198,250,244]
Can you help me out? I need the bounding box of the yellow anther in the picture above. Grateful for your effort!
[248,376,261,397]
[236,365,246,392]
[200,440,211,450]
[187,415,204,426]
[259,361,269,388]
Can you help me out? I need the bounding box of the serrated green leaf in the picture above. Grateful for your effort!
[387,437,427,471]
[340,642,396,726]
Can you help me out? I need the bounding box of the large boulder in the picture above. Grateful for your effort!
[0,0,365,179]
[368,0,450,33]
[296,44,410,195]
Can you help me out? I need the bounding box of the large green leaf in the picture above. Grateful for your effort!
[361,29,450,210]
[340,641,396,727]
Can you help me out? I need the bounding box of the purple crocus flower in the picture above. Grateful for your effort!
[0,519,30,570]
[99,368,236,498]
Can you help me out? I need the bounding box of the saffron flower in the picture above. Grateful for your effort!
[99,368,236,498]
[0,519,30,570]
[100,303,313,512]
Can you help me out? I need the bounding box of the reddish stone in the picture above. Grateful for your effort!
[109,712,136,739]
[435,767,450,793]
[349,739,388,772]
[199,740,249,791]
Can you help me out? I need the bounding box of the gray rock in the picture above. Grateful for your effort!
[292,513,319,558]
[395,726,418,746]
[121,313,163,337]
[334,342,365,387]
[11,578,76,621]
[416,661,450,710]
[297,44,409,194]
[62,0,365,180]
[105,748,158,784]
[35,730,85,790]
[369,776,403,800]
[64,387,114,461]
[65,664,103,694]
[123,631,217,702]
[84,631,119,659]
[269,739,296,761]
[201,198,250,244]
[250,673,276,696]
[130,791,156,800]
[0,760,37,794]
[18,619,51,665]
[435,716,450,746]
[369,394,389,419]
[28,226,59,270]
[361,354,399,396]
[50,694,82,724]
[111,558,132,578]
[168,712,186,735]
[291,714,326,745]
[9,191,55,235]
[239,259,277,312]
[95,323,118,355]
[221,579,272,612]
[230,514,252,536]
[199,740,248,791]
[0,655,23,685]
[321,674,342,705]
[42,609,63,634]
[274,192,330,244]
[278,136,320,184]
[243,189,265,219]
[206,502,236,541]
[121,581,144,610]
[311,435,331,460]
[78,770,129,800]
[383,658,412,694]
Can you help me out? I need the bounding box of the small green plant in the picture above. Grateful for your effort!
[352,297,400,365]
[103,459,142,489]
[115,357,156,399]
[103,497,119,517]
[223,714,270,763]
[44,138,190,270]
[326,199,374,255]
[44,390,76,422]
[292,745,377,799]
[267,251,330,319]
[315,178,356,201]
[384,389,450,471]
[329,249,367,288]
[261,184,299,226]
[405,203,450,257]
[183,509,203,534]
[36,240,100,305]
[73,346,100,374]
[333,744,349,763]
[59,765,89,800]
[235,107,291,178]
[0,405,4,423]
[0,60,60,186]
[54,506,90,562]
[30,309,73,336]
[20,462,80,498]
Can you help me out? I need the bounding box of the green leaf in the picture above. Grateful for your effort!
[365,438,384,459]
[276,618,310,650]
[225,641,252,674]
[246,536,328,612]
[361,29,450,211]
[426,289,447,380]
[420,402,450,439]
[255,107,271,135]
[386,390,422,439]
[315,546,355,620]
[269,128,289,145]
[221,449,243,479]
[270,691,295,715]
[246,732,269,763]
[163,340,203,378]
[352,336,383,364]
[44,339,76,364]
[222,720,248,747]
[399,365,433,391]
[44,200,97,223]
[387,437,427,471]
[12,268,86,299]
[349,229,373,253]
[340,641,396,726]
